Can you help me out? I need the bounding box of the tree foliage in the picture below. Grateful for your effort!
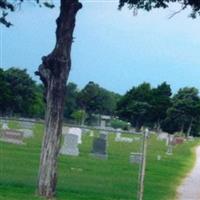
[0,67,44,117]
[119,0,200,18]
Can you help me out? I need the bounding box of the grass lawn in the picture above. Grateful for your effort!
[0,121,199,200]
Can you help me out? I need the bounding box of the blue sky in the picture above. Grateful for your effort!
[1,1,200,94]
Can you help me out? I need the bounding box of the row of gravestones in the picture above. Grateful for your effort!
[157,132,192,156]
[60,127,141,161]
[0,120,34,144]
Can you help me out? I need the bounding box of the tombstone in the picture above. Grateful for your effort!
[60,134,79,156]
[133,137,141,142]
[0,130,24,144]
[157,155,162,161]
[166,144,173,155]
[115,132,121,142]
[91,137,107,159]
[157,132,169,142]
[187,136,194,141]
[129,152,142,164]
[20,121,33,130]
[172,137,185,145]
[99,132,108,140]
[68,127,82,144]
[2,122,9,130]
[62,126,69,134]
[89,130,94,137]
[166,134,174,146]
[19,129,33,138]
[115,132,133,143]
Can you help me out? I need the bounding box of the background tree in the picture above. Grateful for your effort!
[71,109,86,125]
[150,82,172,131]
[119,0,200,18]
[4,67,38,117]
[162,87,200,136]
[64,82,79,120]
[0,68,11,115]
[77,81,119,116]
[117,82,152,130]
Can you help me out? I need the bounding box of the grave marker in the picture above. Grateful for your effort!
[91,137,107,159]
[60,134,79,156]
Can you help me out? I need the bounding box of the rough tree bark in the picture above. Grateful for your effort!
[35,0,82,198]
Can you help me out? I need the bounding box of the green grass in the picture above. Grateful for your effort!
[0,123,199,200]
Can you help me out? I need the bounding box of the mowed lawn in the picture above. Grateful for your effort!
[0,122,199,200]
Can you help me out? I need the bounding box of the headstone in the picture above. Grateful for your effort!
[0,130,24,144]
[115,132,133,143]
[99,132,108,140]
[91,137,107,159]
[129,152,142,164]
[19,129,33,138]
[20,121,33,130]
[157,132,169,142]
[62,126,69,134]
[2,123,9,130]
[89,131,94,137]
[157,155,162,160]
[68,127,82,144]
[60,134,79,156]
[166,144,173,155]
[172,137,185,145]
[188,136,194,141]
[133,137,141,142]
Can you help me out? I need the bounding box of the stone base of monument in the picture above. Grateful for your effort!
[60,147,79,156]
[90,153,108,160]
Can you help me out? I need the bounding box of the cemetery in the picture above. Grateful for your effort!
[1,0,200,199]
[0,119,199,200]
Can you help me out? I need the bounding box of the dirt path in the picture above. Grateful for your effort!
[177,146,200,200]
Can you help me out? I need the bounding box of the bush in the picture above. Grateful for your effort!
[110,119,130,130]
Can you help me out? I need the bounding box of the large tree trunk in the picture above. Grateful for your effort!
[35,0,82,198]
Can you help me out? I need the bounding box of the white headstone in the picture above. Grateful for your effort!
[115,132,133,143]
[2,123,8,130]
[60,134,79,156]
[157,132,169,142]
[68,127,82,144]
[89,131,94,137]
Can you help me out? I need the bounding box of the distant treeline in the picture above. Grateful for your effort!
[1,67,200,136]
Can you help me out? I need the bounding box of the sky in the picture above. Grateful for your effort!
[1,0,200,94]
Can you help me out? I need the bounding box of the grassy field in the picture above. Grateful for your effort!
[0,121,199,200]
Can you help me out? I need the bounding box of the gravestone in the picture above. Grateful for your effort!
[166,144,173,155]
[115,132,133,143]
[157,155,162,160]
[188,136,194,141]
[172,137,185,145]
[20,121,33,130]
[68,127,82,144]
[0,130,24,144]
[89,130,94,137]
[2,123,9,130]
[129,152,142,164]
[133,137,141,142]
[157,132,169,142]
[19,129,33,138]
[91,137,107,159]
[62,126,69,134]
[99,132,108,140]
[60,134,79,156]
